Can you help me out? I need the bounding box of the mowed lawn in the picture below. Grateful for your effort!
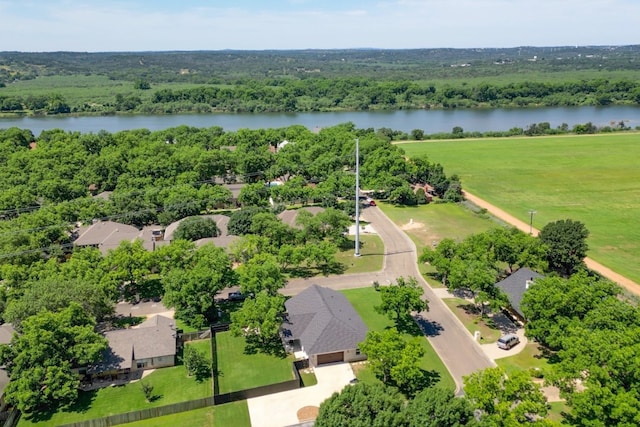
[18,363,212,427]
[215,332,294,394]
[400,133,640,284]
[378,202,498,253]
[341,287,456,391]
[336,234,384,274]
[122,401,250,427]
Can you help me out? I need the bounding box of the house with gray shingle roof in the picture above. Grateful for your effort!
[87,315,177,383]
[74,220,143,255]
[277,206,325,228]
[281,285,368,366]
[494,267,544,320]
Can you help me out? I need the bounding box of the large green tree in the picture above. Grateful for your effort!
[100,239,152,302]
[464,367,548,426]
[359,328,426,395]
[237,253,286,296]
[404,386,476,427]
[521,272,618,350]
[163,244,237,329]
[172,216,219,242]
[230,291,286,353]
[539,219,589,277]
[315,382,406,427]
[375,276,428,326]
[0,303,107,414]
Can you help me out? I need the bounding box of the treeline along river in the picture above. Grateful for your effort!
[1,105,639,135]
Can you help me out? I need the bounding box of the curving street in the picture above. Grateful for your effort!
[284,206,495,392]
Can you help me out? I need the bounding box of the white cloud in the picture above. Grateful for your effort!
[0,0,638,51]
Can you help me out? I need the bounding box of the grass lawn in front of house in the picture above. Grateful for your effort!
[336,234,384,274]
[18,365,212,427]
[442,298,503,344]
[215,332,295,394]
[496,342,554,376]
[122,400,250,427]
[342,287,455,391]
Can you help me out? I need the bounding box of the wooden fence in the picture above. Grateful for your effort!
[57,396,216,427]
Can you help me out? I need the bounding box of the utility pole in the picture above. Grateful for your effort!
[355,138,361,257]
[528,210,537,235]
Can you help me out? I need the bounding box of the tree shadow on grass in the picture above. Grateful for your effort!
[319,261,345,276]
[286,267,315,278]
[395,315,426,336]
[536,344,561,364]
[24,389,98,424]
[406,369,441,395]
[242,337,287,358]
[147,394,162,403]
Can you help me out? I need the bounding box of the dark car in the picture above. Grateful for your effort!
[228,291,246,301]
[228,291,254,301]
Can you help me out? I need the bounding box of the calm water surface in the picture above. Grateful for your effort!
[1,106,639,135]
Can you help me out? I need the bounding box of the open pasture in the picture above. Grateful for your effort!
[400,133,640,284]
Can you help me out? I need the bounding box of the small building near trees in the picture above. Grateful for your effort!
[495,267,544,321]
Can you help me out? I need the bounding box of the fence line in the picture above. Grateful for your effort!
[178,329,211,343]
[57,396,216,427]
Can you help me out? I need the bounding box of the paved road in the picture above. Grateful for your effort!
[284,206,494,392]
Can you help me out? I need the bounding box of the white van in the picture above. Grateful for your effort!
[497,334,520,350]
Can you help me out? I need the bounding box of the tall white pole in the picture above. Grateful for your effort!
[355,138,361,257]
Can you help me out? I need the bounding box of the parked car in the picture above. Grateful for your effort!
[228,291,247,301]
[368,199,376,206]
[497,334,520,350]
[228,291,254,301]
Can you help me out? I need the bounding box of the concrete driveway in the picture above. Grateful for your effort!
[481,327,528,360]
[247,363,355,427]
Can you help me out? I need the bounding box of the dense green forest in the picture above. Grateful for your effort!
[1,47,639,115]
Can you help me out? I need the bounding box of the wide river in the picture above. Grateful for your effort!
[1,105,639,135]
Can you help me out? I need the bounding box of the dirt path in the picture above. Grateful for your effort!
[463,191,640,296]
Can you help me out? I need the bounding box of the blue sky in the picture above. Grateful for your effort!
[1,0,638,52]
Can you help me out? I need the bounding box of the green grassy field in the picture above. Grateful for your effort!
[399,133,640,285]
[215,332,294,394]
[378,202,499,252]
[341,287,455,391]
[122,401,250,427]
[18,364,212,427]
[0,75,203,110]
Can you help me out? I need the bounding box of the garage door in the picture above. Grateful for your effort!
[317,351,344,365]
